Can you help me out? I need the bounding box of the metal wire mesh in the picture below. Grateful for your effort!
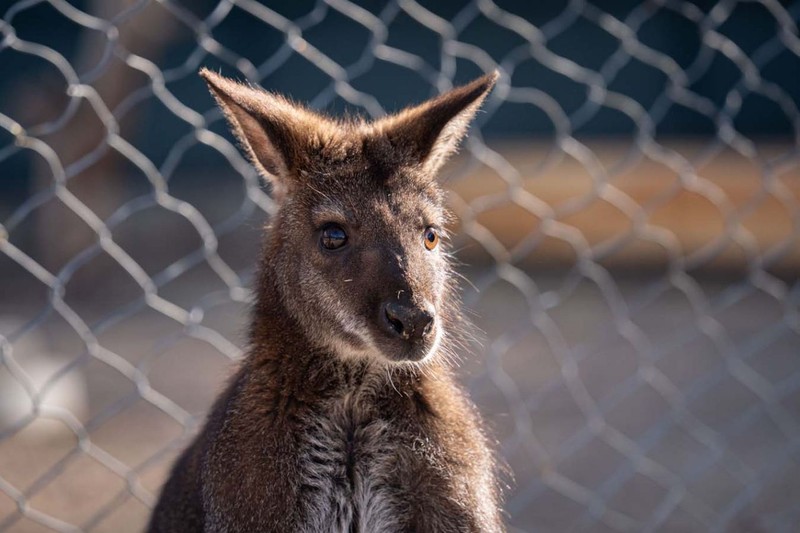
[1,0,799,531]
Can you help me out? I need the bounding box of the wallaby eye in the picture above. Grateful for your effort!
[423,227,439,251]
[320,224,348,251]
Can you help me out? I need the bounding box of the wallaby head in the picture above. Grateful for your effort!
[200,69,496,365]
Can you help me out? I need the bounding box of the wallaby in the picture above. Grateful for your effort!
[148,68,503,533]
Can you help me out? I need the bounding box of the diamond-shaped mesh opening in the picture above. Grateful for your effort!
[1,1,799,531]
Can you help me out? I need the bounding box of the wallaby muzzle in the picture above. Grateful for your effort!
[381,300,435,341]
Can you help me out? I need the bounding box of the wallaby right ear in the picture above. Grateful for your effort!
[200,68,316,197]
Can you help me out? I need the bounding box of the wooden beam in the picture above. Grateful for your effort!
[446,140,800,275]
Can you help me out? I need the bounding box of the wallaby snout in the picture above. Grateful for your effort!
[381,300,435,342]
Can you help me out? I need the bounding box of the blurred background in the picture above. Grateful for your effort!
[1,0,799,531]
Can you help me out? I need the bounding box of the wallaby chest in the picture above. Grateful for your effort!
[293,392,409,533]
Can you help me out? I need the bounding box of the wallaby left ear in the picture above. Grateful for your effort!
[378,71,498,176]
[199,68,331,201]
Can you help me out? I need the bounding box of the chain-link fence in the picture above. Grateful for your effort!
[1,0,799,531]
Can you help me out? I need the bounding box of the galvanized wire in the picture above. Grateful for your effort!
[1,0,799,531]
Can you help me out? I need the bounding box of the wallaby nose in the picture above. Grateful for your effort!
[382,301,435,341]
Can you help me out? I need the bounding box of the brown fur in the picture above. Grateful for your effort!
[148,69,503,532]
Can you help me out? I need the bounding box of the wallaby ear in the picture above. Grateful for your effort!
[200,68,321,197]
[378,71,498,176]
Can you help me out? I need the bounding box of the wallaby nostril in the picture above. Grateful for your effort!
[385,306,405,337]
[421,316,434,337]
[383,302,413,340]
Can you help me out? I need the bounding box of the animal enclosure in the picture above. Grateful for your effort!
[1,0,799,531]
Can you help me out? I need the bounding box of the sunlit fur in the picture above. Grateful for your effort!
[148,69,504,533]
